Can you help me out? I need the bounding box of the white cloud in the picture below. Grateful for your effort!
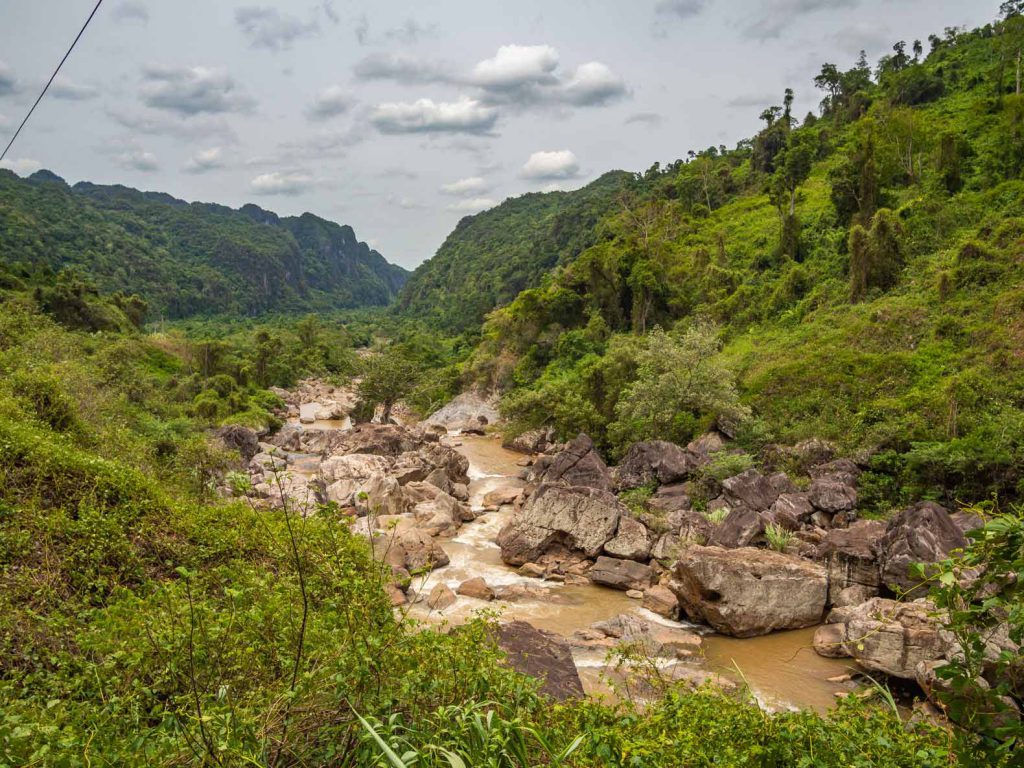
[743,0,860,41]
[116,149,159,172]
[447,197,497,212]
[520,149,580,180]
[386,194,423,209]
[440,176,490,196]
[471,44,559,91]
[306,85,353,120]
[561,62,628,106]
[250,170,315,195]
[51,75,99,101]
[108,108,237,141]
[140,65,253,115]
[353,52,453,85]
[235,6,319,50]
[370,97,498,135]
[184,147,226,173]
[0,157,42,175]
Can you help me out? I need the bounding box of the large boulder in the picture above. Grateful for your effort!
[614,440,699,490]
[671,546,828,637]
[494,621,583,700]
[878,502,967,592]
[721,469,779,512]
[334,423,424,457]
[391,443,470,488]
[411,490,472,537]
[531,434,612,491]
[385,529,450,574]
[603,516,653,561]
[216,425,260,461]
[642,584,680,619]
[647,483,693,515]
[427,392,500,431]
[503,427,556,455]
[497,484,623,565]
[588,556,654,591]
[817,520,886,605]
[708,506,764,548]
[808,478,857,514]
[767,492,815,528]
[686,432,726,458]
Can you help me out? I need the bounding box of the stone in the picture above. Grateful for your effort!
[808,478,857,513]
[411,490,470,537]
[457,577,495,601]
[589,556,654,591]
[642,584,680,619]
[708,506,764,548]
[722,469,779,511]
[878,502,967,592]
[950,511,985,535]
[386,583,407,607]
[813,623,849,658]
[767,472,797,496]
[671,546,828,637]
[834,584,876,608]
[496,484,623,565]
[503,427,556,455]
[427,583,457,610]
[768,492,815,527]
[817,519,886,605]
[626,589,644,599]
[809,458,861,486]
[603,516,652,561]
[838,597,949,679]
[614,440,699,490]
[647,483,693,514]
[687,432,726,457]
[216,425,260,461]
[580,614,702,660]
[390,529,450,573]
[427,392,500,430]
[483,486,524,508]
[533,433,613,491]
[332,423,423,457]
[792,438,837,468]
[494,621,583,700]
[518,562,546,578]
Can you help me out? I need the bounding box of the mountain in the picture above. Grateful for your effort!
[0,170,409,319]
[396,170,634,333]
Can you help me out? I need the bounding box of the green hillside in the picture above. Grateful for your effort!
[441,21,1024,507]
[0,171,408,320]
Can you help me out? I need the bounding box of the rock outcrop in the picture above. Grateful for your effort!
[529,434,613,491]
[494,621,583,700]
[613,440,699,490]
[588,556,654,591]
[817,519,886,604]
[427,392,500,432]
[877,502,967,592]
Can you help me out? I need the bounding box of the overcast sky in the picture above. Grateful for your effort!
[0,0,994,269]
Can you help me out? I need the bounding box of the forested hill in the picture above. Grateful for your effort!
[396,170,634,333]
[0,170,409,320]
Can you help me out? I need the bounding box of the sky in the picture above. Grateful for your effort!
[0,0,996,269]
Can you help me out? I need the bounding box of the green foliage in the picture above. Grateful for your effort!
[356,345,424,422]
[765,522,794,552]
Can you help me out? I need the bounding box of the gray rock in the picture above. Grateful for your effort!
[808,478,857,513]
[494,621,583,700]
[722,469,780,511]
[817,519,886,605]
[878,502,967,592]
[642,584,680,619]
[708,506,764,548]
[503,427,556,454]
[833,597,950,679]
[534,434,613,491]
[216,425,260,461]
[427,392,500,429]
[603,516,652,561]
[614,440,699,490]
[589,556,654,591]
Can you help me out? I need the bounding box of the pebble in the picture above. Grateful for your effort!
[626,589,644,599]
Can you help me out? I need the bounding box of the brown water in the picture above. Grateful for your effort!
[408,433,853,712]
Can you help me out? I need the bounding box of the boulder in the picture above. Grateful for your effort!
[496,484,623,565]
[687,432,726,457]
[642,584,680,620]
[494,621,583,700]
[578,614,702,660]
[333,423,423,457]
[808,478,857,514]
[532,433,613,491]
[389,529,450,573]
[589,556,654,591]
[483,485,524,509]
[835,597,949,679]
[878,502,967,592]
[216,425,260,461]
[603,516,652,561]
[647,483,693,514]
[671,546,828,637]
[614,440,699,490]
[457,577,495,601]
[708,506,764,548]
[320,453,391,484]
[427,392,500,430]
[817,520,886,605]
[767,472,797,496]
[412,491,471,537]
[767,493,815,529]
[812,623,848,658]
[792,438,837,468]
[427,583,457,610]
[503,427,556,455]
[809,458,861,486]
[722,469,779,511]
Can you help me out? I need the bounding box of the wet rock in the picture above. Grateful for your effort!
[588,556,654,591]
[671,546,828,637]
[427,583,457,610]
[457,577,494,601]
[386,583,407,607]
[518,562,546,578]
[603,516,653,561]
[642,584,680,620]
[334,423,424,457]
[497,484,623,565]
[836,597,949,679]
[722,469,780,511]
[708,506,764,548]
[451,482,469,501]
[817,519,886,605]
[532,434,613,491]
[579,614,702,660]
[808,478,857,514]
[626,589,644,599]
[483,486,524,509]
[878,502,967,592]
[427,392,500,430]
[216,425,260,461]
[494,582,566,603]
[614,440,699,490]
[389,529,450,573]
[412,490,471,537]
[503,427,556,455]
[494,621,583,700]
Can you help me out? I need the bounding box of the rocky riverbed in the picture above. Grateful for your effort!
[217,381,1018,718]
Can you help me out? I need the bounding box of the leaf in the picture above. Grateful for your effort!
[355,712,409,768]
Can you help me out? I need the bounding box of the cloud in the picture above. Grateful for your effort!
[321,0,339,24]
[116,149,159,172]
[306,85,353,120]
[112,1,149,23]
[561,62,628,106]
[386,194,423,209]
[742,0,859,41]
[827,21,892,56]
[0,61,19,96]
[625,111,662,126]
[0,157,41,175]
[250,170,315,195]
[385,19,438,44]
[354,13,369,45]
[273,123,366,162]
[370,97,498,135]
[471,44,559,92]
[184,147,226,173]
[725,92,777,109]
[655,0,709,19]
[447,197,496,212]
[352,52,453,85]
[380,167,418,179]
[440,176,490,196]
[235,6,319,50]
[108,108,238,141]
[520,149,580,180]
[140,65,253,115]
[51,75,99,101]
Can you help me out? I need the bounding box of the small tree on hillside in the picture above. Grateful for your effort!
[355,347,421,423]
[849,208,904,301]
[769,130,815,261]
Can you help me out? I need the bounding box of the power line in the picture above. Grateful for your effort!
[0,0,104,164]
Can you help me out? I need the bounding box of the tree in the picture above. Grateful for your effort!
[829,122,879,226]
[769,131,815,260]
[849,208,903,301]
[814,63,843,120]
[355,347,421,423]
[938,132,964,194]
